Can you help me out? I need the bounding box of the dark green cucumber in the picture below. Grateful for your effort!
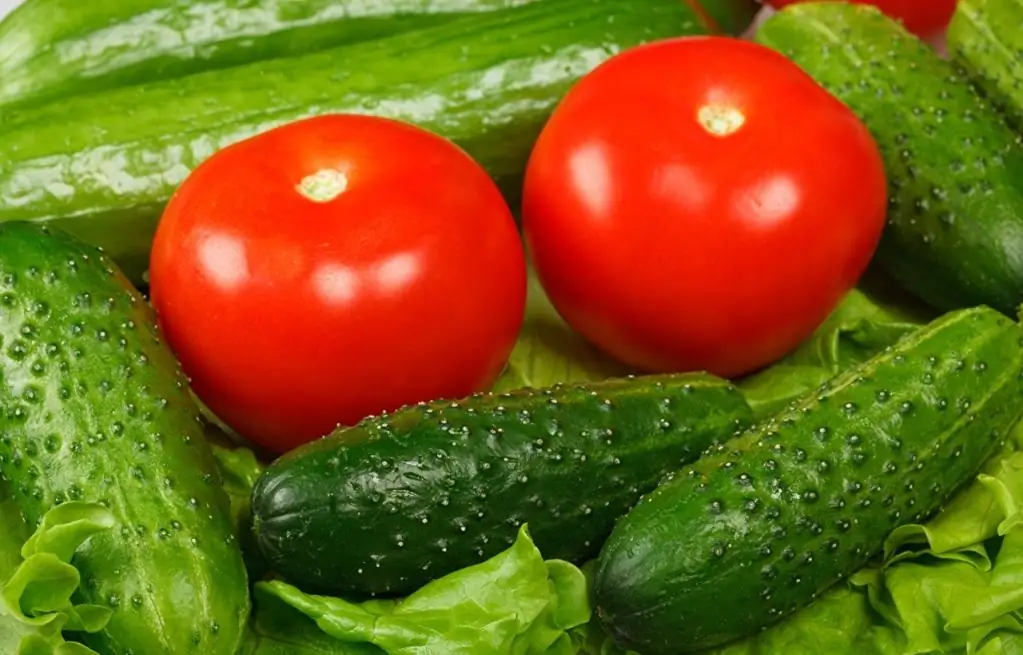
[251,373,753,598]
[0,222,248,654]
[756,4,1023,316]
[948,0,1023,130]
[593,307,1023,654]
[0,0,534,111]
[0,0,715,285]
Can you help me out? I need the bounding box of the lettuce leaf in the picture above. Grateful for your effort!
[0,484,30,580]
[0,501,115,655]
[211,441,270,582]
[492,271,633,393]
[252,525,590,655]
[212,443,264,528]
[241,587,381,654]
[0,484,33,654]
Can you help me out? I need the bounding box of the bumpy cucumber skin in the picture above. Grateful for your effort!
[0,223,248,654]
[0,0,708,284]
[0,0,532,111]
[252,373,753,598]
[757,4,1023,317]
[949,0,1023,130]
[593,307,1023,654]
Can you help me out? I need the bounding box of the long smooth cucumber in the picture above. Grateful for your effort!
[0,0,714,284]
[0,0,538,110]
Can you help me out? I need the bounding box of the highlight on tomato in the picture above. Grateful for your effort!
[522,36,888,379]
[150,114,528,454]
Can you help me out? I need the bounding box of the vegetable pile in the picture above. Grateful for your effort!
[2,0,1023,654]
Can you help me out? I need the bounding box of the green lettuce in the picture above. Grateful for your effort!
[243,526,590,655]
[211,441,270,582]
[211,442,264,529]
[0,484,29,580]
[241,587,380,654]
[0,501,115,655]
[492,271,633,392]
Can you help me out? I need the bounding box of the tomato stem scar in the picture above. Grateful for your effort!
[298,169,348,202]
[697,104,746,137]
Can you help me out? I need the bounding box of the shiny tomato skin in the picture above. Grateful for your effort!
[522,37,887,379]
[150,114,527,454]
[764,0,957,36]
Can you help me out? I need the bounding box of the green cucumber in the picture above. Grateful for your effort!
[0,0,534,111]
[0,0,718,285]
[593,307,1023,654]
[756,4,1023,316]
[948,0,1023,130]
[0,222,249,654]
[0,0,762,113]
[251,373,753,598]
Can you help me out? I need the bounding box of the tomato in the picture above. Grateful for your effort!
[763,0,957,37]
[150,114,527,454]
[522,37,887,379]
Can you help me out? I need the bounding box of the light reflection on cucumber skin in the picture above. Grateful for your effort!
[0,0,695,283]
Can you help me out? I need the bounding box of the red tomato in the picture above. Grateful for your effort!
[764,0,957,37]
[522,37,887,379]
[150,114,527,454]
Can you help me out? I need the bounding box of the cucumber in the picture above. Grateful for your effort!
[756,4,1023,316]
[251,373,753,598]
[0,0,720,285]
[593,307,1023,654]
[0,222,249,654]
[0,0,534,111]
[948,0,1023,130]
